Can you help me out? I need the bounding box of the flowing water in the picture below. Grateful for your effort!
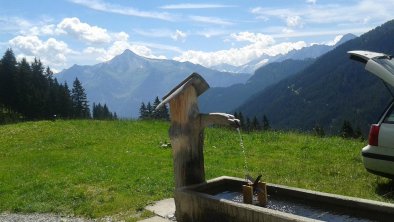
[236,128,249,181]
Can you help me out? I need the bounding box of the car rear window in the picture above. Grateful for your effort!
[374,57,394,76]
[384,106,394,124]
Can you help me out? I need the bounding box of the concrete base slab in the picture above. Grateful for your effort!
[144,198,176,221]
[138,216,173,222]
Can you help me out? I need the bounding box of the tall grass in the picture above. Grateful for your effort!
[0,120,392,221]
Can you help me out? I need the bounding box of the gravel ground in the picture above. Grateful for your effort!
[0,213,94,222]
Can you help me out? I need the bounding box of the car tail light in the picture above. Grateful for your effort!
[368,124,380,146]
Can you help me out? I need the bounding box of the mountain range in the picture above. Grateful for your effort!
[236,20,394,135]
[210,33,356,74]
[199,34,355,113]
[55,50,250,117]
[54,18,394,135]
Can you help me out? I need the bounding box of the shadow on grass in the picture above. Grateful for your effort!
[375,179,394,200]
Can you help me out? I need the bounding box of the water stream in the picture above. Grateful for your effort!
[236,128,249,181]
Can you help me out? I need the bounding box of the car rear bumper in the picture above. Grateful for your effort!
[362,145,394,179]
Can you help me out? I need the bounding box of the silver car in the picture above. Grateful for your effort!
[348,50,394,178]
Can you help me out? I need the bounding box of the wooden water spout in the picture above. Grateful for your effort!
[156,73,240,189]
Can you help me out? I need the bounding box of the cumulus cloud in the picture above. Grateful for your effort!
[171,30,187,42]
[27,24,62,36]
[306,0,317,4]
[230,32,274,44]
[9,35,72,71]
[174,32,306,67]
[286,15,303,28]
[326,35,343,46]
[113,31,129,41]
[57,17,111,44]
[83,34,166,62]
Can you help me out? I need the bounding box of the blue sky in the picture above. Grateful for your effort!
[0,0,393,72]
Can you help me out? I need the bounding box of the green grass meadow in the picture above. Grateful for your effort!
[0,120,393,221]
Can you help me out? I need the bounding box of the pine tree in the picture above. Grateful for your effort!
[238,112,245,128]
[252,116,261,131]
[244,117,251,132]
[313,124,325,137]
[71,77,90,118]
[30,58,48,118]
[58,82,73,118]
[152,96,161,119]
[161,103,170,120]
[152,96,170,120]
[146,102,153,119]
[233,112,239,120]
[0,49,17,110]
[354,126,363,139]
[15,58,32,117]
[0,49,77,122]
[262,115,271,131]
[340,120,354,138]
[139,102,147,119]
[93,103,115,120]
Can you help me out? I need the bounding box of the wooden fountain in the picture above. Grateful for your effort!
[156,73,240,189]
[156,73,394,222]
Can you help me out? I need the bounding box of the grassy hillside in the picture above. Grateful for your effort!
[0,120,392,221]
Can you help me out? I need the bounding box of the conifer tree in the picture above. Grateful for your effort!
[0,49,17,110]
[238,112,245,128]
[92,103,116,120]
[152,96,161,119]
[152,96,170,120]
[146,102,153,119]
[252,116,261,131]
[313,124,325,137]
[341,120,354,138]
[15,58,32,116]
[139,102,147,119]
[262,115,271,131]
[58,82,73,118]
[244,117,251,132]
[71,77,90,118]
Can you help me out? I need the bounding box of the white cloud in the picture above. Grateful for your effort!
[8,35,72,71]
[0,16,33,34]
[189,15,234,26]
[171,30,187,42]
[306,0,317,4]
[196,29,228,38]
[230,32,274,44]
[27,24,63,36]
[251,0,394,26]
[113,32,129,41]
[286,16,303,28]
[160,4,236,9]
[70,0,174,21]
[174,32,306,67]
[83,35,166,62]
[57,17,111,44]
[326,35,343,46]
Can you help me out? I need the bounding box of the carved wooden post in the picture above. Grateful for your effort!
[156,73,240,188]
[157,73,240,222]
